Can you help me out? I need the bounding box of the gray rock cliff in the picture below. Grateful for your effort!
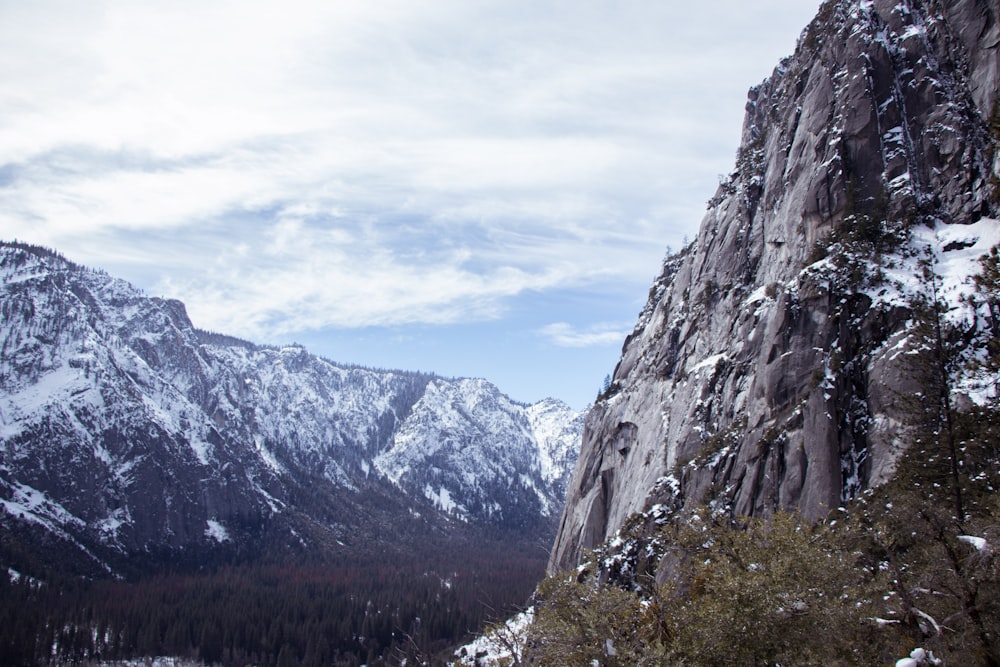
[550,0,1000,573]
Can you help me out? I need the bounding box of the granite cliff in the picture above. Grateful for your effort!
[550,0,1000,572]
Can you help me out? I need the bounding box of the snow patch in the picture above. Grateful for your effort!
[424,485,463,516]
[874,218,1000,314]
[690,353,727,374]
[918,218,1000,312]
[895,647,941,666]
[205,519,229,543]
[253,435,284,474]
[0,481,85,530]
[957,534,987,551]
[94,659,201,667]
[743,283,772,306]
[451,608,534,666]
[96,510,129,541]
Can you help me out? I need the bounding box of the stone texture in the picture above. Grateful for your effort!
[550,0,1000,573]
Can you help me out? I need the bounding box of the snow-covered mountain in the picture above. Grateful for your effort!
[0,242,582,575]
[375,381,583,524]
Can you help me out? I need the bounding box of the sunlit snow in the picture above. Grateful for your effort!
[204,519,229,543]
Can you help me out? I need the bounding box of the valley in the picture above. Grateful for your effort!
[3,0,1000,665]
[0,241,582,664]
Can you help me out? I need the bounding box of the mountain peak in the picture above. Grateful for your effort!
[0,242,583,575]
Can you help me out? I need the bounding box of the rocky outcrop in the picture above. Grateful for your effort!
[550,0,1000,572]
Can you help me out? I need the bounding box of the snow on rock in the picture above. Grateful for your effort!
[450,608,534,667]
[424,484,465,516]
[0,241,584,566]
[527,398,585,488]
[875,218,1000,315]
[690,353,728,374]
[375,379,581,527]
[895,647,941,667]
[0,481,85,533]
[204,519,230,543]
[957,534,988,552]
[96,658,200,667]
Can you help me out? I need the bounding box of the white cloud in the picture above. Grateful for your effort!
[539,322,631,349]
[154,217,581,338]
[0,0,823,339]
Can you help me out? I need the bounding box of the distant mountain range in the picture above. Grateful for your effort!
[0,240,582,577]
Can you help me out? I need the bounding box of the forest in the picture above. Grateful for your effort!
[0,532,546,666]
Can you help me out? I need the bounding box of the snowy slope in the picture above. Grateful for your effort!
[374,380,583,525]
[0,242,582,572]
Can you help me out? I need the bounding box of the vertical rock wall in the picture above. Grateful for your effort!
[550,0,1000,572]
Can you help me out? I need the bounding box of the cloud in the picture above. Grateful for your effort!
[0,0,822,339]
[150,211,582,338]
[539,322,631,349]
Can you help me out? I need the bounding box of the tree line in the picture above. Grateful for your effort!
[0,534,547,667]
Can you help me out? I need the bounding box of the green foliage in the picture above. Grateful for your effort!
[973,246,1000,384]
[529,512,890,666]
[843,405,1000,665]
[804,208,900,288]
[987,100,1000,205]
[799,0,839,54]
[990,98,1000,145]
[806,234,831,264]
[0,536,547,667]
[735,131,768,186]
[532,478,1000,666]
[529,571,661,666]
[979,246,1000,298]
[597,373,615,401]
[663,512,886,666]
[899,255,970,521]
[697,279,719,309]
[690,415,747,469]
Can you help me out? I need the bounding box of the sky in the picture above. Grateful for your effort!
[0,1,822,410]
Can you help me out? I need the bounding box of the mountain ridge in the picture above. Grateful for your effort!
[0,239,583,577]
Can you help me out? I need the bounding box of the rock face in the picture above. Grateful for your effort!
[550,0,1000,572]
[0,243,582,575]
